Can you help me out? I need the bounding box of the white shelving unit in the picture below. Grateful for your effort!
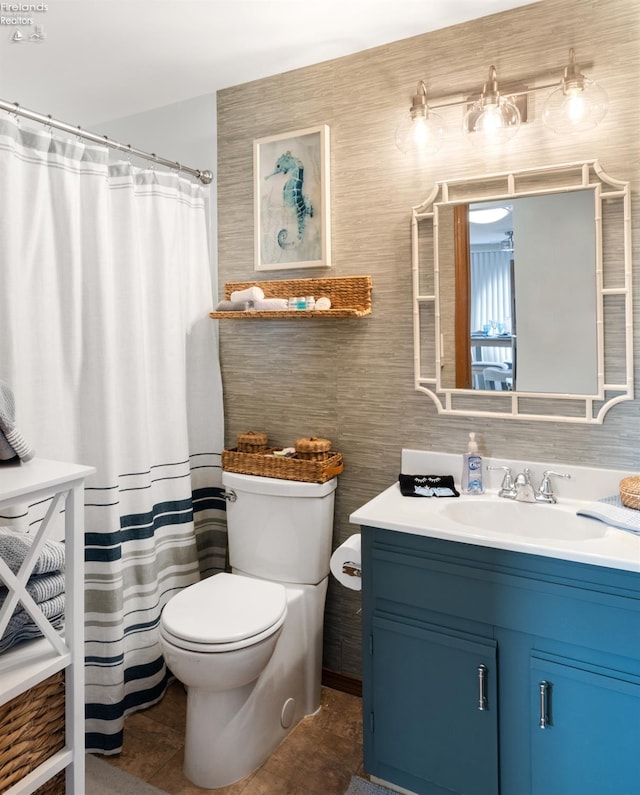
[0,458,95,795]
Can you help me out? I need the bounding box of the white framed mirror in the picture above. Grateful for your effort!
[412,161,632,423]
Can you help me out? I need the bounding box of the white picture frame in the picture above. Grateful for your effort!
[254,124,331,271]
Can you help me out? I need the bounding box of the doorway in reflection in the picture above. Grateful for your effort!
[468,202,515,390]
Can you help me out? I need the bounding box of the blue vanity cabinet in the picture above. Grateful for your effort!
[361,526,640,795]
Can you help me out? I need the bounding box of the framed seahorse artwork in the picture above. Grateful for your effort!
[254,124,331,271]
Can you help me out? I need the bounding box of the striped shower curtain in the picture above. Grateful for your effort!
[470,249,514,365]
[0,116,227,752]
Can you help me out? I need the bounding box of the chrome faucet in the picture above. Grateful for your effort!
[488,466,571,504]
[488,465,535,501]
[535,470,571,504]
[514,468,536,503]
[487,465,517,499]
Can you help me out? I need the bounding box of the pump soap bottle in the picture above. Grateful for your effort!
[461,432,484,494]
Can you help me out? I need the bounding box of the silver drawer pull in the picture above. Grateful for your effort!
[539,680,550,728]
[477,664,488,711]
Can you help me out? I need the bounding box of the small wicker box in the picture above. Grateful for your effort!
[620,476,640,510]
[236,430,268,453]
[0,671,66,793]
[294,436,332,461]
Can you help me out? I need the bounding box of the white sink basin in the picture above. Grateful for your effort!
[441,499,606,541]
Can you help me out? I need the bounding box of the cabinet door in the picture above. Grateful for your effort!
[531,652,640,795]
[370,616,499,795]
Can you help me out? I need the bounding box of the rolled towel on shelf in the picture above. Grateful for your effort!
[253,298,289,311]
[230,285,265,304]
[214,300,251,312]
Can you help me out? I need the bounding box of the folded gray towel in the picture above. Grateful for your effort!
[0,380,35,462]
[0,527,65,575]
[0,593,65,654]
[214,300,252,311]
[0,572,65,607]
[577,495,640,535]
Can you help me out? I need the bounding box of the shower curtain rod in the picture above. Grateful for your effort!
[0,99,214,185]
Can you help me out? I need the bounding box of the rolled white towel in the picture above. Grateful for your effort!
[253,298,289,311]
[230,285,265,303]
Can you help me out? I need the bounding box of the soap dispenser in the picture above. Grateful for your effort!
[461,432,484,494]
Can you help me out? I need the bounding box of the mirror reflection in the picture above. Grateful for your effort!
[439,190,598,395]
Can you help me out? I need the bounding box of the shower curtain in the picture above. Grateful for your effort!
[0,116,227,752]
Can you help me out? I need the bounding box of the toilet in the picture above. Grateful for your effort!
[159,470,337,789]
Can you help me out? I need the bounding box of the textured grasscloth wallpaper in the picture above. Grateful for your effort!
[217,0,640,678]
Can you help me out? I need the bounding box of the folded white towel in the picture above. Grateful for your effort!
[230,286,264,303]
[253,298,289,311]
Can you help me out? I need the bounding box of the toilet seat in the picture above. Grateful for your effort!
[160,572,287,653]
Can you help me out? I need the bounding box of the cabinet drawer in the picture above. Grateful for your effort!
[368,538,640,659]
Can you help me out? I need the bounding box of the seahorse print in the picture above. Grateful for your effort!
[265,151,313,249]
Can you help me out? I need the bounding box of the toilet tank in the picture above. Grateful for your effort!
[222,471,337,585]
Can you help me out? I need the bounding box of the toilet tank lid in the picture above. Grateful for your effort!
[222,471,337,497]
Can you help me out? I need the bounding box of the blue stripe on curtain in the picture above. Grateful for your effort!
[86,665,172,753]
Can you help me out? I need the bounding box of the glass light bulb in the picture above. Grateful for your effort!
[462,97,521,146]
[543,77,608,134]
[395,109,446,156]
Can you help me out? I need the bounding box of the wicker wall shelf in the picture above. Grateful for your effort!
[210,275,372,319]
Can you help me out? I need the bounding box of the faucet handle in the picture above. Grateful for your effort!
[536,470,571,504]
[488,465,515,498]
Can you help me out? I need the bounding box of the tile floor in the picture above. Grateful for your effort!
[98,681,365,794]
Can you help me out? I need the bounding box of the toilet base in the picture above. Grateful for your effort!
[182,577,327,789]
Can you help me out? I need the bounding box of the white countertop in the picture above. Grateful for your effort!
[349,450,640,573]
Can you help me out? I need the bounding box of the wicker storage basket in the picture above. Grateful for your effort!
[210,275,372,319]
[236,430,268,453]
[0,671,66,793]
[620,476,640,510]
[34,769,66,795]
[294,436,332,461]
[222,448,343,483]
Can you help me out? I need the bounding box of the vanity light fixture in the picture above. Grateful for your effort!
[462,66,521,145]
[396,49,607,155]
[542,48,608,134]
[394,80,446,156]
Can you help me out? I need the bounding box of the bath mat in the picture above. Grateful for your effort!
[85,754,170,795]
[345,775,398,795]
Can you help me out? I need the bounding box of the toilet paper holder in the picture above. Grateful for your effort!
[342,561,361,578]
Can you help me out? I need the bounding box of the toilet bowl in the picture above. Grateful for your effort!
[159,471,337,789]
[159,572,287,691]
